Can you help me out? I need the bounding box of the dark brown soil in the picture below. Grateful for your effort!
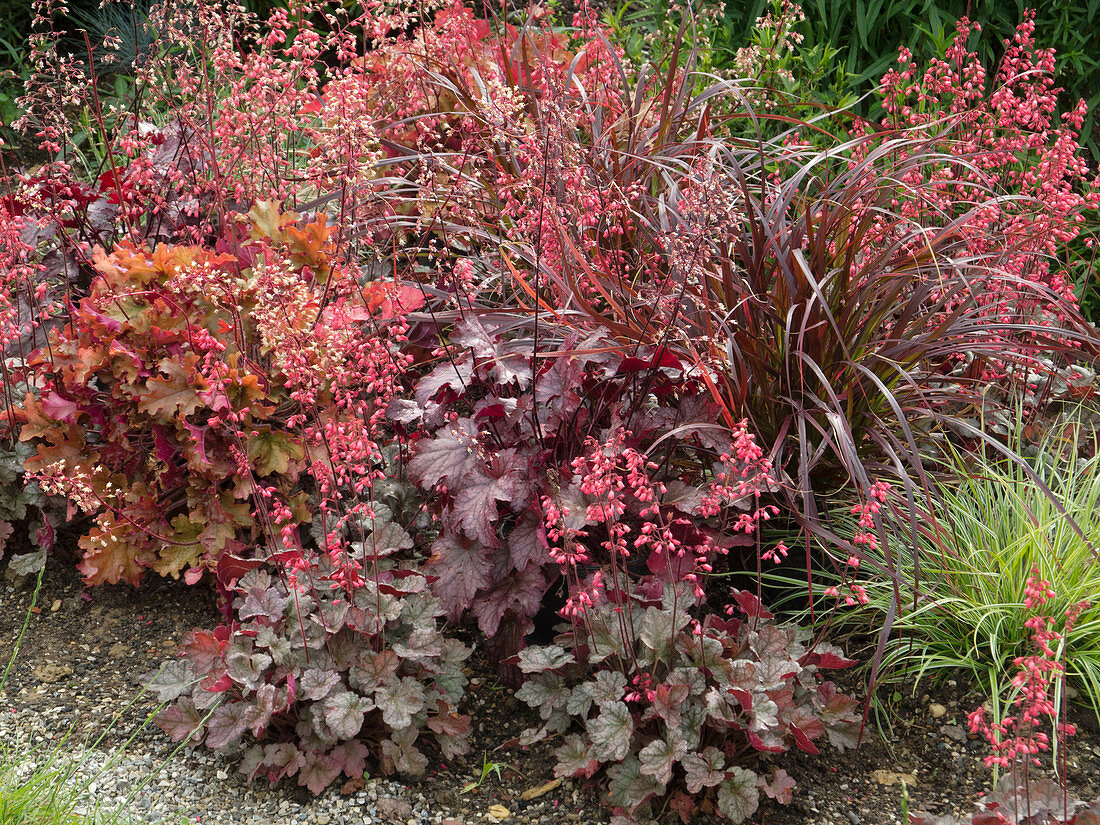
[4,555,1100,825]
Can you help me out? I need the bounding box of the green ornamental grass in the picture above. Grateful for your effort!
[812,430,1100,725]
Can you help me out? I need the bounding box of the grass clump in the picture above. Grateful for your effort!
[816,425,1100,725]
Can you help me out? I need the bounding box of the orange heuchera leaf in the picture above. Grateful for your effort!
[151,514,206,579]
[78,513,155,586]
[92,242,158,287]
[18,392,64,441]
[285,215,332,275]
[137,355,209,419]
[247,200,299,243]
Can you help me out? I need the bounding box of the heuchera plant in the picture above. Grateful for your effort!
[873,11,1099,343]
[500,418,858,823]
[513,582,860,824]
[5,0,1100,817]
[910,570,1095,825]
[150,562,471,793]
[16,200,419,586]
[398,312,750,652]
[15,206,316,585]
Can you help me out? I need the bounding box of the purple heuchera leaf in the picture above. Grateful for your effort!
[154,697,204,743]
[729,589,774,621]
[386,398,423,424]
[761,768,796,804]
[471,562,546,638]
[506,515,548,570]
[205,701,251,750]
[448,317,532,387]
[247,683,278,736]
[414,360,474,406]
[452,469,513,546]
[331,740,369,779]
[298,751,342,794]
[407,417,482,489]
[426,533,494,619]
[240,743,306,783]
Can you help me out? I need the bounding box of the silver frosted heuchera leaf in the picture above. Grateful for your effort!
[144,660,197,702]
[565,681,595,718]
[321,690,374,740]
[255,625,292,664]
[300,669,341,701]
[716,767,760,824]
[375,676,426,729]
[590,670,627,705]
[364,520,413,556]
[607,755,662,812]
[226,643,272,691]
[7,548,46,576]
[680,746,725,794]
[238,581,289,622]
[391,626,443,662]
[638,735,686,788]
[554,733,598,779]
[381,725,428,775]
[588,701,633,763]
[517,644,573,673]
[515,672,568,720]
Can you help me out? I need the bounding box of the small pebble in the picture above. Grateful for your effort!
[942,724,967,743]
[929,703,947,719]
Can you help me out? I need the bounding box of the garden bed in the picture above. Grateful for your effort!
[6,557,1100,825]
[4,0,1100,823]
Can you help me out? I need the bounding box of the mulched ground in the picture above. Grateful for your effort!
[4,554,1100,825]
